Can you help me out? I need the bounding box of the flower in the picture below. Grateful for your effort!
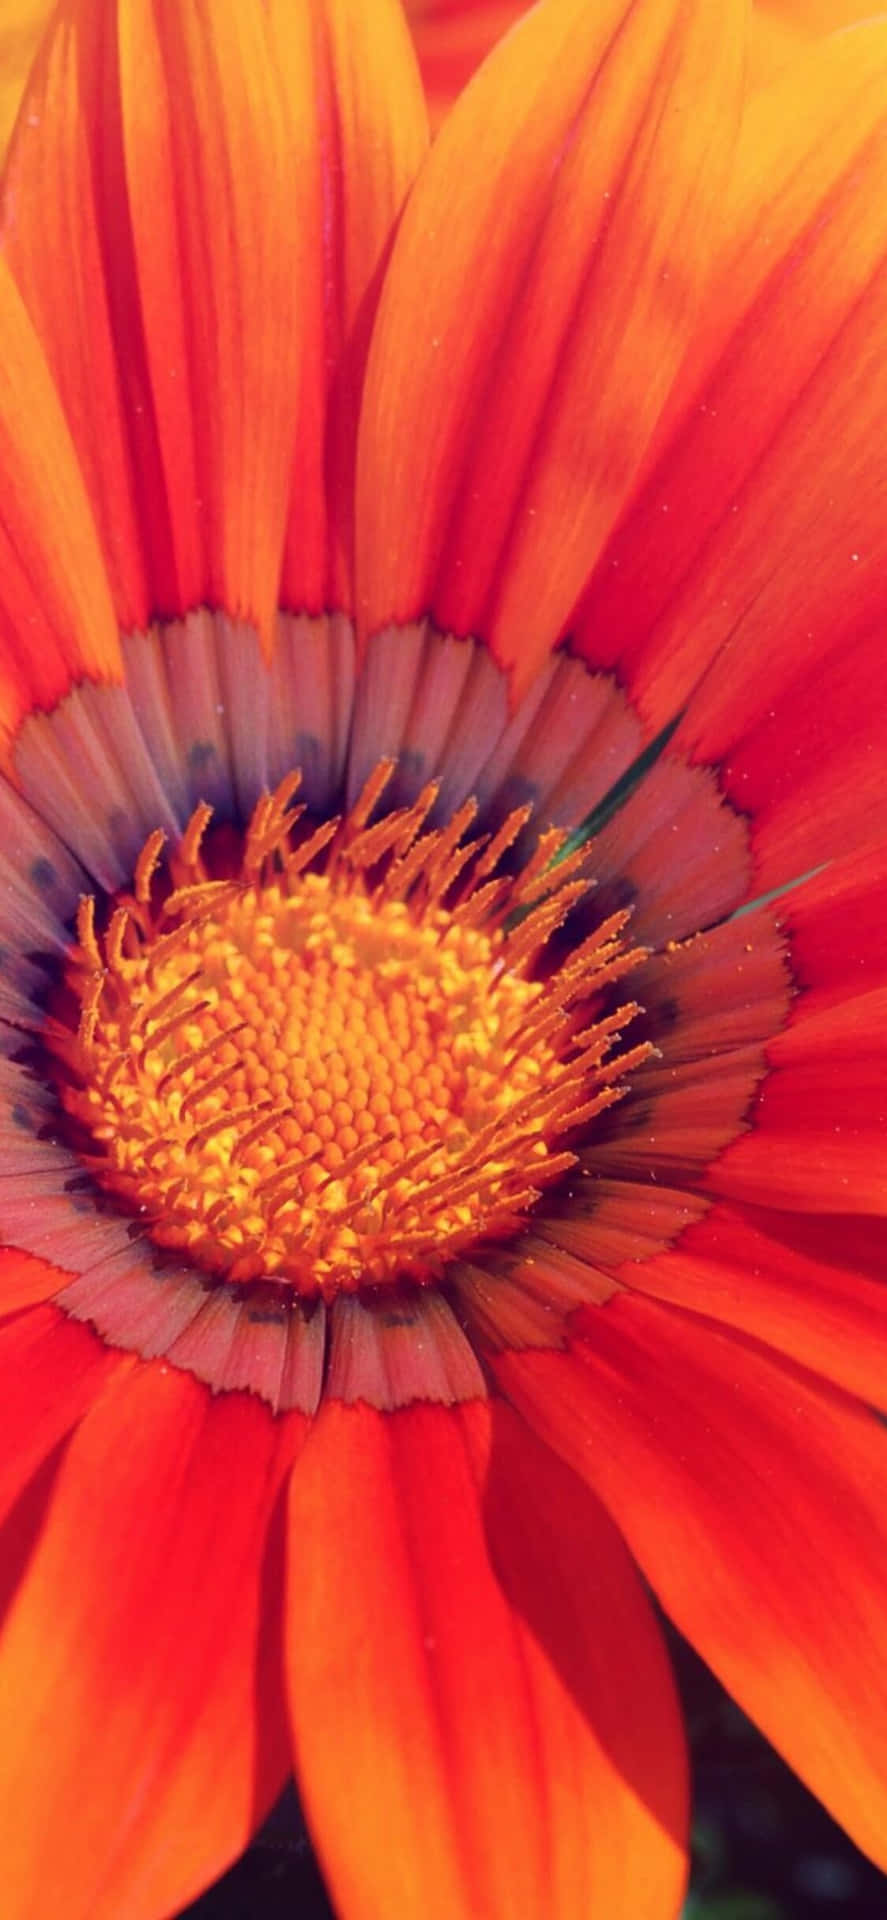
[1,1,887,1917]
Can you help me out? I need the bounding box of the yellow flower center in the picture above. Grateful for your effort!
[49,765,647,1299]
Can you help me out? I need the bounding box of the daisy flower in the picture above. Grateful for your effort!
[1,3,886,1918]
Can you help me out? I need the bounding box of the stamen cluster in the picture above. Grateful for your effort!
[48,766,648,1298]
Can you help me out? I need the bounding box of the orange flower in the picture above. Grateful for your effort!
[1,3,887,1918]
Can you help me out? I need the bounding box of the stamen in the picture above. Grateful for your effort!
[134,828,166,904]
[47,763,651,1300]
[473,805,533,881]
[74,894,102,970]
[178,798,214,872]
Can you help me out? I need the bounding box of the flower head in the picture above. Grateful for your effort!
[1,3,887,1918]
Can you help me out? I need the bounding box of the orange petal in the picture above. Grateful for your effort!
[272,0,428,614]
[757,0,876,34]
[3,0,310,639]
[496,1294,887,1869]
[748,2,877,88]
[406,0,531,129]
[285,1396,687,1920]
[0,0,51,157]
[571,23,887,885]
[0,1362,304,1920]
[357,0,746,699]
[0,256,119,759]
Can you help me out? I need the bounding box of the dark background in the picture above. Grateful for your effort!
[180,1623,887,1919]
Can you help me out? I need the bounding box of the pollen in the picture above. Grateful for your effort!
[47,765,649,1299]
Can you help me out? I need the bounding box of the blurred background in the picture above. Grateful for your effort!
[181,1621,887,1920]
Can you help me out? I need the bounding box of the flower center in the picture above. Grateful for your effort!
[46,764,648,1299]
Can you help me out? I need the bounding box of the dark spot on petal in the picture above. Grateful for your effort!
[188,740,217,772]
[244,1302,290,1326]
[396,748,425,784]
[30,857,56,893]
[67,1190,97,1214]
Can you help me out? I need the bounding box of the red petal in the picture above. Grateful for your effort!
[714,620,887,893]
[357,0,745,698]
[274,0,428,614]
[777,837,887,1012]
[0,1304,127,1527]
[285,1396,687,1920]
[706,988,887,1213]
[496,1294,887,1867]
[4,0,310,637]
[0,1249,73,1317]
[707,845,887,1213]
[586,848,883,1219]
[620,1199,887,1412]
[562,907,790,1191]
[0,1362,305,1920]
